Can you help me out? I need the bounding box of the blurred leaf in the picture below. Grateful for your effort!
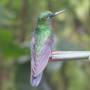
[0,29,29,59]
[0,5,15,26]
[0,29,12,44]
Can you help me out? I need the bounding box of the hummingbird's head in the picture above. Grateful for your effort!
[38,10,65,23]
[38,11,54,22]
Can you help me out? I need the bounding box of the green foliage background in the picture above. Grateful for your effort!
[0,0,90,90]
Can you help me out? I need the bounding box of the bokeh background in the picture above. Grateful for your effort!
[0,0,90,90]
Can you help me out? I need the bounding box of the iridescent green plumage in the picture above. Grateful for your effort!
[35,17,52,53]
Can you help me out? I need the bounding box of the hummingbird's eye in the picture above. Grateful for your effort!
[49,13,55,18]
[46,13,54,19]
[48,14,52,17]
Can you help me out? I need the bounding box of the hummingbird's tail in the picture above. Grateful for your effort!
[31,72,42,87]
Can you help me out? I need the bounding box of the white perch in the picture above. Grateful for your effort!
[18,51,90,63]
[49,51,90,61]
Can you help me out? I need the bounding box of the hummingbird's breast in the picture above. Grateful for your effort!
[35,24,52,53]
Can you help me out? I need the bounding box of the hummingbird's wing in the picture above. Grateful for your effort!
[31,70,42,86]
[31,33,53,86]
[30,34,43,86]
[32,36,53,77]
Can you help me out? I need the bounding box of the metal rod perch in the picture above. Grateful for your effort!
[18,51,90,64]
[49,51,90,62]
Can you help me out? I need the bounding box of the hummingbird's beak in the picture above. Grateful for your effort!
[54,9,65,16]
[49,9,65,18]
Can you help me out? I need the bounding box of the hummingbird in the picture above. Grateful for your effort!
[31,10,65,87]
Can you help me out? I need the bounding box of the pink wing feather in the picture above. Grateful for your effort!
[32,37,53,77]
[31,33,53,86]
